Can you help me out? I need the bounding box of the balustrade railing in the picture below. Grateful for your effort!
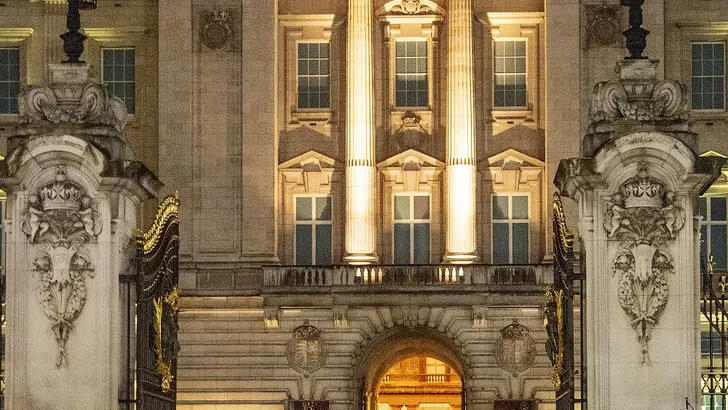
[262,264,551,288]
[701,258,728,409]
[380,373,458,384]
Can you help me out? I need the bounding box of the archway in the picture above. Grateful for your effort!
[354,326,467,410]
[376,356,462,410]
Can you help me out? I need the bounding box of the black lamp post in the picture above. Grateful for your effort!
[60,0,98,64]
[620,0,649,59]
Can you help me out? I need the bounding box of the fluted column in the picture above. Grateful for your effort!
[344,0,378,264]
[444,0,477,263]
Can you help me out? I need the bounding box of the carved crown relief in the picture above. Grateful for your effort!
[603,163,685,364]
[22,165,102,367]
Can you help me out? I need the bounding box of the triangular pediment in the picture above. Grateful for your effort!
[700,150,728,158]
[483,148,545,169]
[278,150,337,171]
[377,149,445,169]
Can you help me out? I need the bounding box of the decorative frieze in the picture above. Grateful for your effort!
[24,165,101,367]
[603,163,685,364]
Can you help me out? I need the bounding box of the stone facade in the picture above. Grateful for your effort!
[1,0,728,409]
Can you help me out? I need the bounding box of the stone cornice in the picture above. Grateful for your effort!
[0,28,34,43]
[83,27,149,43]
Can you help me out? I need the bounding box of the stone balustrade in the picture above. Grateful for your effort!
[262,263,552,289]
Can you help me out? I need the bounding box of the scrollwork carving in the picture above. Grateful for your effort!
[603,163,685,364]
[18,82,127,132]
[590,79,689,123]
[23,165,102,367]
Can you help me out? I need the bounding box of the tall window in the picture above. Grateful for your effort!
[494,40,527,108]
[0,47,20,114]
[395,40,428,108]
[492,194,529,264]
[692,42,725,110]
[102,48,135,114]
[297,42,330,109]
[700,196,728,270]
[393,194,430,264]
[295,196,332,265]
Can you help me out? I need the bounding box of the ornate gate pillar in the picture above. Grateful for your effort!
[555,58,725,409]
[0,64,160,410]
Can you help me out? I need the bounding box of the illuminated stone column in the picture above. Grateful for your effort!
[344,0,378,264]
[444,0,477,263]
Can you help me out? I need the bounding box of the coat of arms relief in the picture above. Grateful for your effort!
[603,163,685,364]
[22,165,102,367]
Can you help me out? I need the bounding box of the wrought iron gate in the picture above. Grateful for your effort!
[701,257,728,409]
[134,195,180,410]
[546,193,585,410]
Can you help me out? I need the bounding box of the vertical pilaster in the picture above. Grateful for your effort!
[344,0,378,264]
[444,0,477,263]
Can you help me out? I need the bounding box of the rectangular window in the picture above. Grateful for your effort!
[295,196,332,265]
[0,47,20,114]
[692,42,725,110]
[393,194,430,264]
[494,40,527,108]
[492,194,529,264]
[297,42,330,109]
[102,48,135,114]
[395,40,428,108]
[700,196,728,270]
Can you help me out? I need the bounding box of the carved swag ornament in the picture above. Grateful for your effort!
[603,163,685,364]
[22,165,101,367]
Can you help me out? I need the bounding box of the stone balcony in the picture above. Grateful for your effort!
[262,263,552,292]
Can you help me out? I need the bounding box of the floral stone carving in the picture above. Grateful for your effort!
[494,320,536,376]
[23,165,102,367]
[603,163,685,364]
[590,77,689,123]
[285,321,327,376]
[200,10,234,51]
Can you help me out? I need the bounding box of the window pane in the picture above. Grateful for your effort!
[296,197,312,221]
[394,223,411,264]
[315,196,332,221]
[413,223,430,264]
[413,196,429,219]
[296,225,313,265]
[315,225,332,265]
[296,42,330,109]
[493,223,510,264]
[711,224,727,270]
[103,48,135,114]
[692,42,725,110]
[0,47,20,114]
[711,197,727,221]
[700,197,707,219]
[394,196,410,220]
[512,223,529,263]
[702,224,708,266]
[493,196,509,220]
[512,196,529,219]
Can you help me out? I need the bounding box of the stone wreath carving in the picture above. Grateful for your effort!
[23,165,102,367]
[201,10,234,51]
[18,82,127,132]
[591,78,689,123]
[494,320,536,376]
[585,5,622,47]
[285,320,327,376]
[603,163,685,364]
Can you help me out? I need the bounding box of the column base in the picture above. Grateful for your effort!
[343,252,379,265]
[442,252,478,264]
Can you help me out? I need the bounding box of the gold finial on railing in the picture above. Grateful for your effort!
[553,192,574,254]
[139,192,180,254]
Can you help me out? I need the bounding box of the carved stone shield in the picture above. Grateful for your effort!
[286,321,327,375]
[494,321,536,376]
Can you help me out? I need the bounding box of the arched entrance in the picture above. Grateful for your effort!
[377,356,462,410]
[354,327,467,410]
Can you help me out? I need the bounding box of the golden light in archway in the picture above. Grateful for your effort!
[376,356,462,410]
